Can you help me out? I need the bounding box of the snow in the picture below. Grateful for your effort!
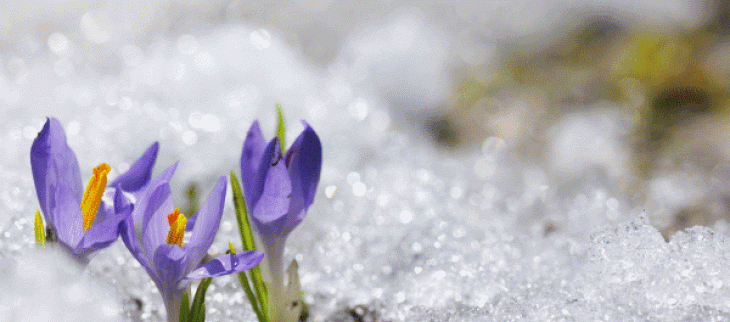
[1,1,728,321]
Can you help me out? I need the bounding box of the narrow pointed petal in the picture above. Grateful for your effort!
[240,121,266,208]
[155,161,179,184]
[110,142,159,192]
[185,251,264,279]
[251,140,292,234]
[116,187,148,267]
[142,183,175,263]
[74,205,122,257]
[94,190,116,224]
[185,176,227,272]
[132,162,178,223]
[30,118,83,229]
[52,175,84,250]
[284,122,322,230]
[152,244,189,295]
[184,211,197,232]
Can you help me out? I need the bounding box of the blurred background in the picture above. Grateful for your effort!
[4,0,724,238]
[2,1,728,239]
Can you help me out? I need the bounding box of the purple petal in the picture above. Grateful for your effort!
[251,140,292,234]
[30,118,83,229]
[110,142,159,193]
[154,161,179,183]
[116,187,149,268]
[114,186,134,218]
[132,162,178,224]
[152,244,189,294]
[184,211,197,232]
[51,170,84,249]
[74,205,122,256]
[185,251,264,280]
[95,191,116,224]
[141,182,175,263]
[240,121,266,209]
[283,122,322,231]
[184,176,227,273]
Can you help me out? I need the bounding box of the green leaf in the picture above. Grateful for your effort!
[276,104,286,154]
[231,243,268,322]
[193,303,205,322]
[230,172,256,252]
[179,292,191,322]
[190,277,213,322]
[254,270,269,321]
[34,210,45,247]
[230,172,269,320]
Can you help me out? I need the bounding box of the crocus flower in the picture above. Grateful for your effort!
[30,117,159,264]
[240,120,322,319]
[118,164,264,322]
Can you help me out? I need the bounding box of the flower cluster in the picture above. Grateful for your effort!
[30,113,322,322]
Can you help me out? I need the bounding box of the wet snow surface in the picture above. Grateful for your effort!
[1,1,729,321]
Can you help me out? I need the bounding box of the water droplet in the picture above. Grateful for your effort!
[182,131,197,146]
[400,209,413,224]
[482,136,507,157]
[81,11,111,43]
[325,185,337,198]
[66,283,84,302]
[347,172,361,185]
[433,270,446,279]
[369,109,390,132]
[450,186,463,199]
[606,198,619,210]
[250,29,271,50]
[348,98,369,121]
[352,182,366,197]
[47,32,70,56]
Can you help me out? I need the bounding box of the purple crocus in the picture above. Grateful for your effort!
[118,164,264,322]
[240,120,322,317]
[30,117,159,264]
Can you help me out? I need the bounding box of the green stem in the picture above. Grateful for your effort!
[230,243,267,322]
[230,171,269,321]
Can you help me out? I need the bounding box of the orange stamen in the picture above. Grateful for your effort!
[80,163,111,232]
[168,208,180,226]
[166,208,187,247]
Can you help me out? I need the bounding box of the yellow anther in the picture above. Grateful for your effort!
[80,163,111,232]
[166,208,187,247]
[34,210,45,247]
